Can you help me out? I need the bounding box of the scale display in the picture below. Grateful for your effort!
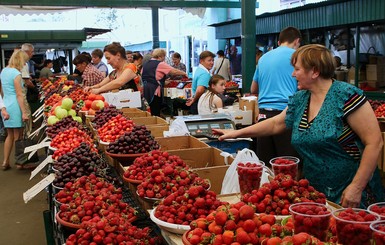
[185,119,234,137]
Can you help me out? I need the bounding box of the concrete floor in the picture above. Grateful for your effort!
[0,141,48,245]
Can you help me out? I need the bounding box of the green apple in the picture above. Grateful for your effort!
[56,108,68,119]
[68,109,76,117]
[72,116,82,123]
[61,98,74,110]
[47,115,59,125]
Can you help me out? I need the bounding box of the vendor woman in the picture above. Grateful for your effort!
[85,42,137,94]
[213,44,384,208]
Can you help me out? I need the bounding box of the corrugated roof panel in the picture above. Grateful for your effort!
[214,0,385,39]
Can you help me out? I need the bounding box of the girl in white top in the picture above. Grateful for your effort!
[198,75,226,115]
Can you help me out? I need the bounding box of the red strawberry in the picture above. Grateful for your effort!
[215,211,228,226]
[239,205,255,220]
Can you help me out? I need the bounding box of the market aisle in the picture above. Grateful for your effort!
[0,142,47,245]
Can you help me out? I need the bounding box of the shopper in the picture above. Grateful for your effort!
[214,44,384,208]
[250,26,302,164]
[197,75,225,115]
[229,45,241,75]
[142,48,187,116]
[73,53,105,87]
[186,51,215,114]
[91,48,108,77]
[169,52,186,80]
[0,95,9,142]
[85,42,137,95]
[39,59,54,79]
[125,50,134,63]
[212,50,231,81]
[0,50,30,170]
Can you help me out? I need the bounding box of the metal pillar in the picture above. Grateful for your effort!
[241,0,256,93]
[354,26,360,88]
[152,7,160,49]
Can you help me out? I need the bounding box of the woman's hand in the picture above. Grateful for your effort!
[185,98,193,107]
[1,109,10,120]
[90,88,101,95]
[212,129,237,141]
[340,184,362,208]
[22,113,29,122]
[83,86,91,92]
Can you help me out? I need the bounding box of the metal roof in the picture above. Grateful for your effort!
[211,0,385,38]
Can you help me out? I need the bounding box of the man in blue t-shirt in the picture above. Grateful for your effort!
[187,51,215,114]
[250,26,302,164]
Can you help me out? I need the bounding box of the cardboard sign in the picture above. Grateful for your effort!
[102,89,141,108]
[29,121,46,139]
[23,173,55,203]
[30,155,53,180]
[32,104,44,117]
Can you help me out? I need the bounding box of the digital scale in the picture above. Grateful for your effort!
[175,114,252,154]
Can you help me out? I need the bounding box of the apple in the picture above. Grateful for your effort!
[61,98,74,110]
[88,109,96,115]
[54,106,63,115]
[68,109,76,117]
[47,115,60,125]
[72,116,82,123]
[56,108,68,119]
[91,100,104,110]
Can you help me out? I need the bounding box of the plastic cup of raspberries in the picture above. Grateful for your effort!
[368,202,385,220]
[332,207,380,245]
[371,220,385,245]
[289,202,331,241]
[237,161,265,195]
[269,156,299,180]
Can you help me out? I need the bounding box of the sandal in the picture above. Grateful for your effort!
[16,164,37,170]
[2,163,11,171]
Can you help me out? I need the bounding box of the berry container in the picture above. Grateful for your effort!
[269,156,299,180]
[332,208,380,245]
[368,202,385,220]
[237,161,265,195]
[371,220,385,245]
[289,202,331,241]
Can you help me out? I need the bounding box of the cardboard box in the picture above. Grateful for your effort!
[348,66,366,84]
[239,96,259,123]
[167,147,234,193]
[102,90,141,108]
[132,116,168,126]
[366,64,385,82]
[147,125,169,137]
[121,107,151,118]
[155,136,209,151]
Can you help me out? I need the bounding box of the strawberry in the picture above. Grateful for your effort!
[239,205,255,220]
[235,230,251,244]
[242,219,256,233]
[222,230,234,244]
[215,211,228,226]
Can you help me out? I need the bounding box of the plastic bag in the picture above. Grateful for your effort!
[220,148,273,195]
[163,118,190,137]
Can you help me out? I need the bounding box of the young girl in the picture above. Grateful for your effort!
[197,74,226,115]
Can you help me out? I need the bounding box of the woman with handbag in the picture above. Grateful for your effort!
[0,50,30,170]
[211,50,231,81]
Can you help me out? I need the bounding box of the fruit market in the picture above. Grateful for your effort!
[1,1,385,245]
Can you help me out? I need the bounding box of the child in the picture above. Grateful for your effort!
[197,74,226,115]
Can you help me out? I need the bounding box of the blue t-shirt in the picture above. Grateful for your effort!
[253,46,297,110]
[192,66,211,95]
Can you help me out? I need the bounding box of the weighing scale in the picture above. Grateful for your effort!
[175,114,252,154]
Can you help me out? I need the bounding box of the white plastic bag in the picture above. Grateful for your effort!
[221,148,259,194]
[163,118,190,137]
[220,148,273,195]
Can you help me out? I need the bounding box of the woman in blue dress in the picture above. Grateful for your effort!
[1,50,30,170]
[214,44,384,208]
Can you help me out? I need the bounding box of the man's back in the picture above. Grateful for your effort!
[256,46,297,110]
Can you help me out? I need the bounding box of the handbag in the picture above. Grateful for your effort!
[14,127,39,165]
[216,57,225,75]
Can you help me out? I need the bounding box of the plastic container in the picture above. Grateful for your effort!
[332,208,380,245]
[289,202,331,241]
[237,161,265,195]
[269,156,299,179]
[371,220,385,245]
[368,202,385,220]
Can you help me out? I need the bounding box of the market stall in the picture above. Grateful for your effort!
[21,76,385,245]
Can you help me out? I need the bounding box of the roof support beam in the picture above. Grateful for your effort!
[0,1,242,8]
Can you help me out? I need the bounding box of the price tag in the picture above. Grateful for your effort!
[24,141,51,153]
[23,173,55,203]
[33,112,44,123]
[29,122,46,139]
[30,155,53,180]
[32,104,44,117]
